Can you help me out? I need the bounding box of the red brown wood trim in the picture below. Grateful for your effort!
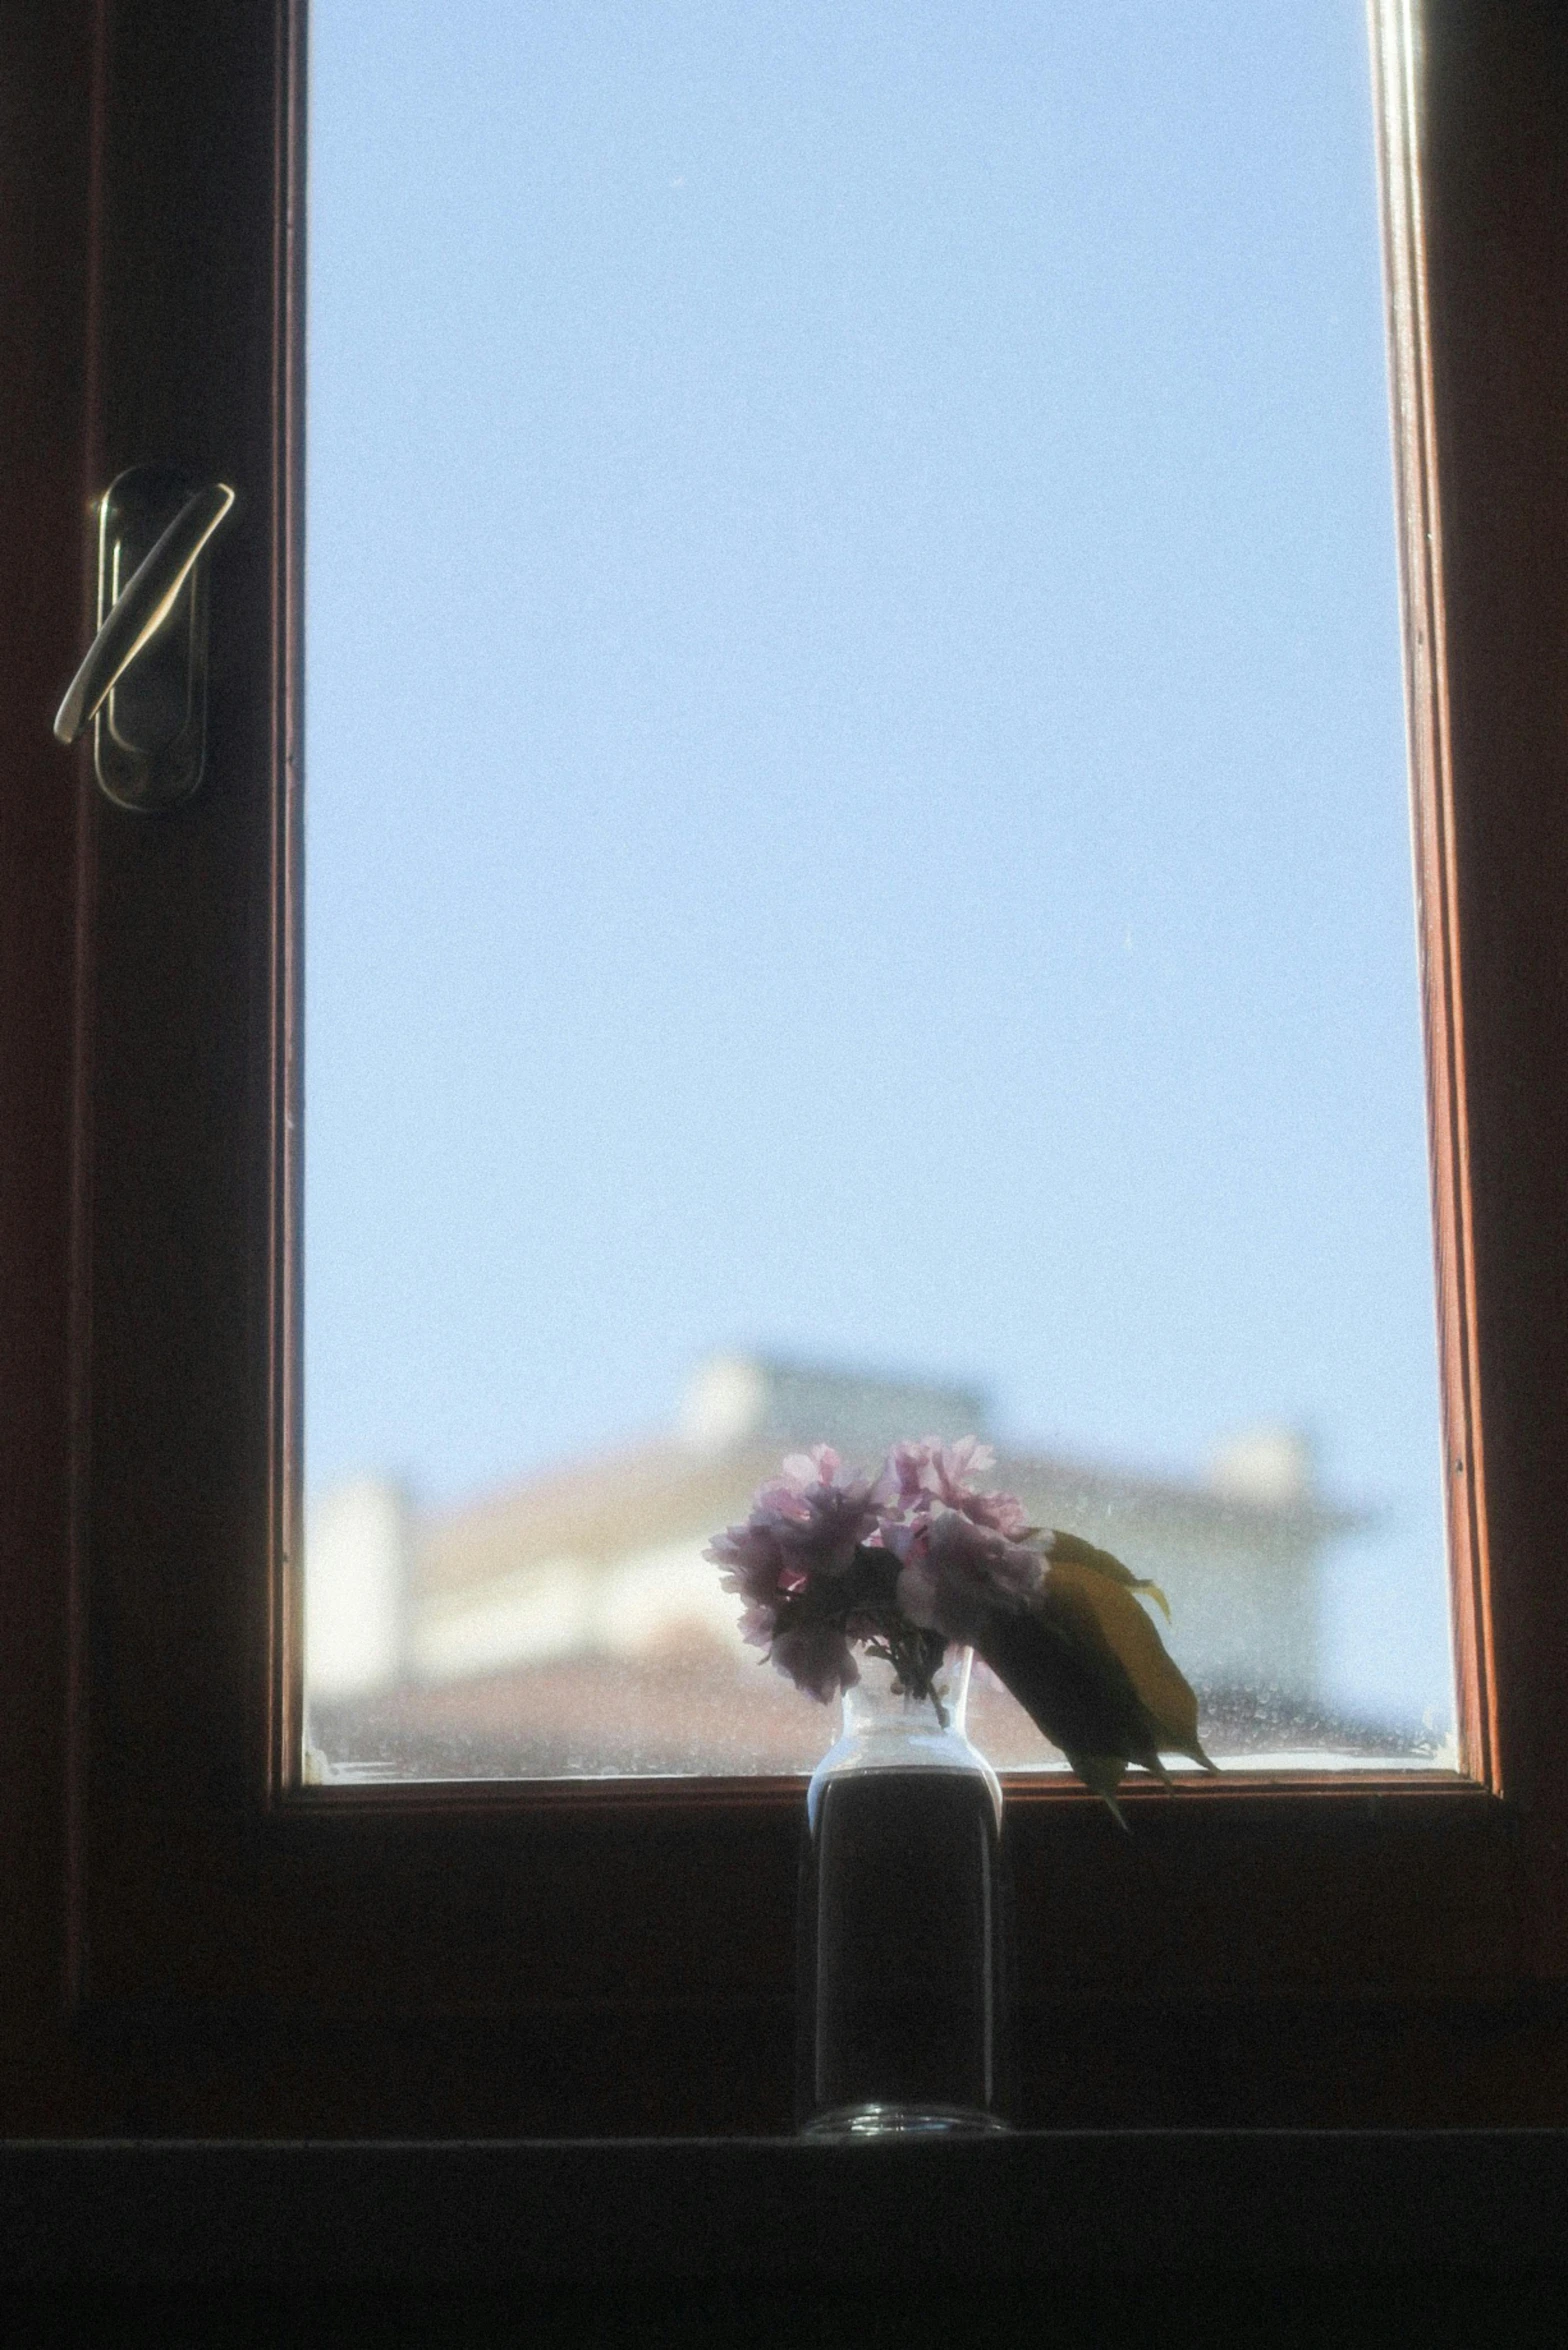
[63,0,112,2023]
[259,3,1493,1825]
[265,0,307,1806]
[278,1767,1486,1821]
[0,0,98,2071]
[67,0,316,2004]
[1369,0,1495,1794]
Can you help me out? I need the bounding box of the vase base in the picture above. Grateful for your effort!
[799,2101,1010,2140]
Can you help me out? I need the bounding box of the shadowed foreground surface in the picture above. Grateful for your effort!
[4,2134,1566,2285]
[4,2274,1566,2349]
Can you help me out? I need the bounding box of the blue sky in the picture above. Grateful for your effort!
[304,2,1450,1727]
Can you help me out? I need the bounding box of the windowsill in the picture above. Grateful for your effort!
[2,2131,1564,2283]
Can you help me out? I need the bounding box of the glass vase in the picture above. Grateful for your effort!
[795,1646,1013,2138]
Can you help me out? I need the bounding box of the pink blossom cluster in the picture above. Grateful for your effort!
[704,1437,1048,1704]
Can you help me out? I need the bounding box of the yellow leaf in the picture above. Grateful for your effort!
[1048,1529,1171,1621]
[1043,1554,1215,1774]
[1062,1752,1132,1832]
[976,1607,1146,1807]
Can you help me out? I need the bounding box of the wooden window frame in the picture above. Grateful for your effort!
[3,0,1568,2138]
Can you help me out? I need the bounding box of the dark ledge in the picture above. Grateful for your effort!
[1,2131,1566,2284]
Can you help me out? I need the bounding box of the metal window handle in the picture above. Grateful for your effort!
[54,468,239,811]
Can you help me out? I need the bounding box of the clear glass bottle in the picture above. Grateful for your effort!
[796,1646,1013,2137]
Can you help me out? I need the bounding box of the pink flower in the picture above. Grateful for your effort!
[704,1445,886,1698]
[888,1507,1046,1647]
[755,1445,891,1568]
[770,1620,860,1704]
[706,1446,883,1596]
[882,1436,1030,1540]
[734,1600,778,1656]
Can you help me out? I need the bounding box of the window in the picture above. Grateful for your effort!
[301,1,1456,1793]
[4,0,1568,2136]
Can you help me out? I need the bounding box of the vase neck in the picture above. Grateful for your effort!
[808,1645,1000,1833]
[840,1645,973,1739]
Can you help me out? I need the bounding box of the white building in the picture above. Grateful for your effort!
[305,1353,1372,1780]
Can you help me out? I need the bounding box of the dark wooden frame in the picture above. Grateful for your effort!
[4,0,1568,2137]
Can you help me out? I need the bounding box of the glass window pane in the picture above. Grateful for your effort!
[303,1,1455,1783]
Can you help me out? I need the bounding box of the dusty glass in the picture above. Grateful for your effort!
[303,3,1455,1785]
